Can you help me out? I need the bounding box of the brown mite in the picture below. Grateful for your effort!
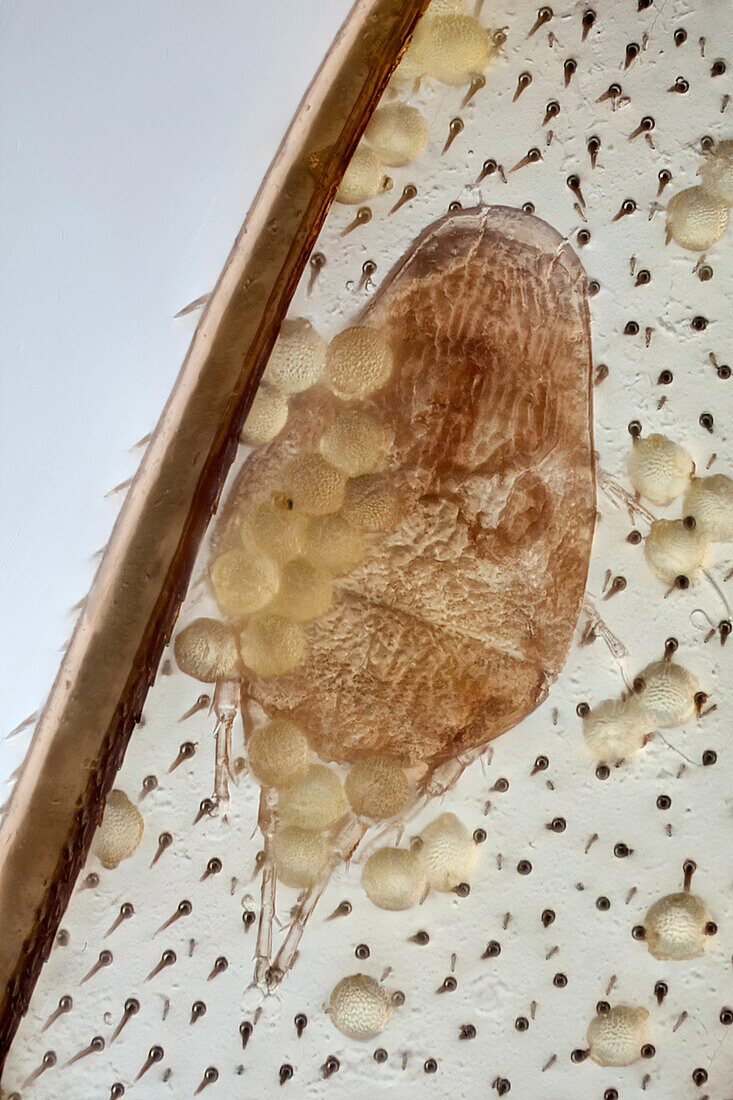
[213,205,595,987]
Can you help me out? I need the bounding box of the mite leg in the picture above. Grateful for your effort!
[211,679,239,817]
[267,816,368,992]
[253,787,278,989]
[596,465,655,524]
[237,690,280,987]
[581,596,633,689]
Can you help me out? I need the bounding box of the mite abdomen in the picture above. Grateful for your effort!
[220,206,594,767]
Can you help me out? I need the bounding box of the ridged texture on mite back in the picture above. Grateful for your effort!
[219,207,594,766]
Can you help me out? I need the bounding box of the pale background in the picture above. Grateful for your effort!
[0,0,352,781]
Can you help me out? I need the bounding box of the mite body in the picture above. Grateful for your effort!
[219,206,595,773]
[197,205,595,986]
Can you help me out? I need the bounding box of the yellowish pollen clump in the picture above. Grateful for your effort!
[320,410,390,477]
[582,697,648,763]
[305,512,366,574]
[341,474,401,531]
[644,891,711,960]
[336,143,389,205]
[644,519,709,583]
[666,186,728,251]
[345,755,409,819]
[210,548,280,617]
[328,975,393,1040]
[683,475,733,541]
[635,660,699,727]
[282,453,347,516]
[271,557,333,622]
[699,141,733,204]
[241,384,289,446]
[247,718,310,788]
[278,765,348,830]
[325,327,394,400]
[627,433,694,505]
[273,825,329,888]
[364,103,429,167]
[264,318,326,394]
[174,617,240,682]
[587,1006,652,1067]
[415,14,492,86]
[239,615,306,677]
[239,499,306,564]
[415,812,476,891]
[361,847,426,910]
[92,790,144,870]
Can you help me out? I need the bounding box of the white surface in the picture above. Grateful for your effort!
[0,0,352,781]
[5,0,733,1098]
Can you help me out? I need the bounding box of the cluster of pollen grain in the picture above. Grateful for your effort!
[625,434,733,586]
[683,474,733,540]
[341,474,401,531]
[240,318,327,449]
[263,318,326,394]
[269,558,332,623]
[393,5,494,87]
[173,617,241,682]
[247,719,310,789]
[91,790,144,870]
[278,765,348,831]
[304,512,365,574]
[239,499,307,564]
[344,755,409,819]
[361,847,425,911]
[699,140,733,205]
[634,660,699,727]
[281,453,347,516]
[241,718,348,892]
[210,548,280,617]
[238,614,306,677]
[336,100,429,205]
[582,697,648,764]
[587,1005,652,1067]
[319,410,390,477]
[414,812,477,891]
[324,326,394,400]
[364,103,429,167]
[327,975,393,1040]
[272,825,330,889]
[627,433,694,505]
[178,324,400,694]
[644,519,709,584]
[643,892,711,960]
[241,384,289,446]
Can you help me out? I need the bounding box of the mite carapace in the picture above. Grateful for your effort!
[178,205,595,987]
